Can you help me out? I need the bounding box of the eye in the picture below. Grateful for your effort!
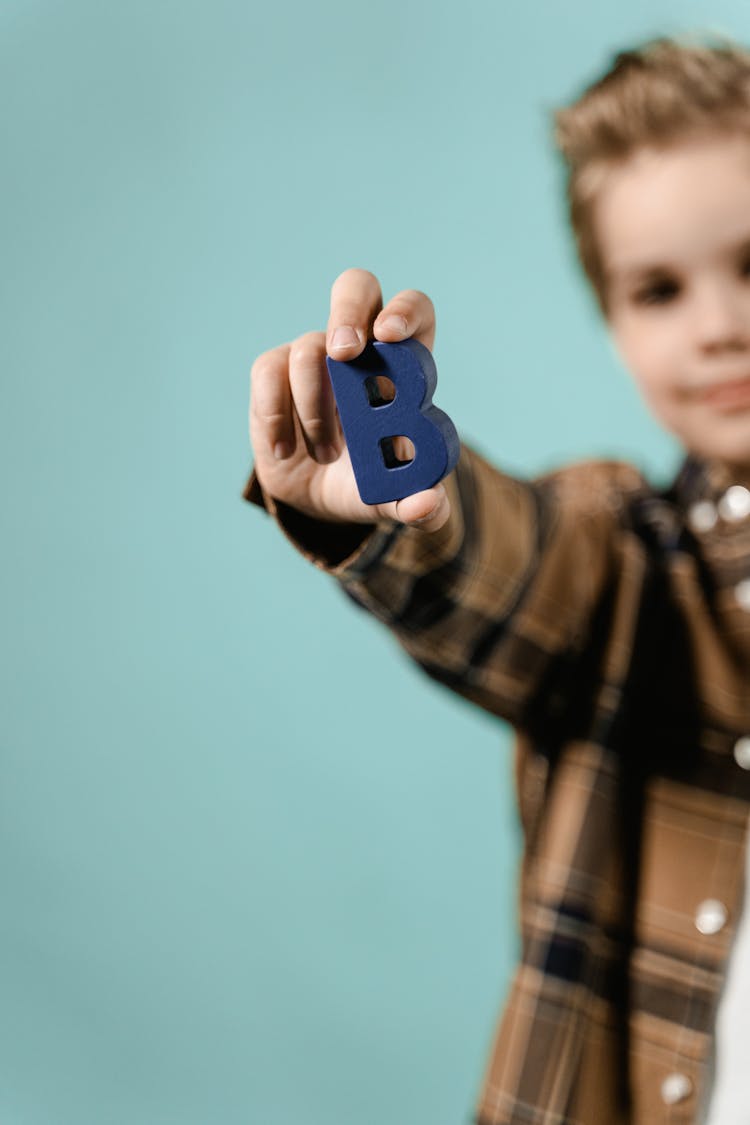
[633,278,680,306]
[739,254,750,279]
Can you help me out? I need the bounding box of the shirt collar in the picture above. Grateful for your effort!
[672,453,750,518]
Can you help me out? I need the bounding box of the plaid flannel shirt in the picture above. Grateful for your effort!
[243,443,750,1125]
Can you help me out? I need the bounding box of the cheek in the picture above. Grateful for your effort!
[610,320,685,427]
[613,318,677,399]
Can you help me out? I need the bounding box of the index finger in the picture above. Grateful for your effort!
[326,268,383,359]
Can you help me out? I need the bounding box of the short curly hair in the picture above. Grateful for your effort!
[552,33,750,315]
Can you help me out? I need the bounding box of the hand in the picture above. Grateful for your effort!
[248,268,452,531]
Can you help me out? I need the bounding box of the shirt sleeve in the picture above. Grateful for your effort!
[241,443,644,732]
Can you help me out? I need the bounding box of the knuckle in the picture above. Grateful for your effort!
[250,380,285,418]
[253,408,288,431]
[303,417,327,441]
[250,346,287,383]
[250,371,288,419]
[249,354,273,381]
[289,340,324,370]
[293,329,325,349]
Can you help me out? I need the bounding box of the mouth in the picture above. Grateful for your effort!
[695,374,750,412]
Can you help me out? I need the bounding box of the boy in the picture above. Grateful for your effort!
[245,36,750,1125]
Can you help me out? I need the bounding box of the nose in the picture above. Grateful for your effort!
[693,278,750,354]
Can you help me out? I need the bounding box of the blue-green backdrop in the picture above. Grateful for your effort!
[2,2,746,1123]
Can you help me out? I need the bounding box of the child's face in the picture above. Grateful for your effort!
[598,131,750,470]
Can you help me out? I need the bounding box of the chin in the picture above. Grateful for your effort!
[688,438,750,469]
[675,414,750,468]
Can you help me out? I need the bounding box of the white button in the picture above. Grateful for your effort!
[734,737,750,770]
[661,1072,692,1105]
[688,499,718,532]
[735,579,750,611]
[718,484,750,522]
[695,899,728,935]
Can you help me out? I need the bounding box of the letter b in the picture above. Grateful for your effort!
[326,339,460,505]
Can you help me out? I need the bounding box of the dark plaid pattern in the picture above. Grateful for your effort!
[243,444,750,1124]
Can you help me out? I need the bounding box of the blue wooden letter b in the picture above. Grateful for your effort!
[325,339,460,505]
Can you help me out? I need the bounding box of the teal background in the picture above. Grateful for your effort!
[2,2,748,1123]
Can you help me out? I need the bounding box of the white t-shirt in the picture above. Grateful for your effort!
[702,829,750,1124]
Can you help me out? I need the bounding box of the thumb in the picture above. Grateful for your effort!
[373,483,450,532]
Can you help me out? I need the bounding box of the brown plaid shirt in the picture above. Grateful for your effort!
[243,443,750,1125]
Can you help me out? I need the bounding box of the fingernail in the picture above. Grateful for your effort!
[331,326,360,351]
[378,315,408,337]
[412,507,439,524]
[412,491,446,524]
[274,441,292,460]
[314,443,338,464]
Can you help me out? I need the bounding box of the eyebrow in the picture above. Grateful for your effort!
[606,233,750,288]
[607,262,673,283]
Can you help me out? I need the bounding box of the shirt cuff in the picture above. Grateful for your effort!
[240,466,408,576]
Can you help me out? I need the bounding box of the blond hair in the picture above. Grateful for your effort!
[552,34,750,315]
